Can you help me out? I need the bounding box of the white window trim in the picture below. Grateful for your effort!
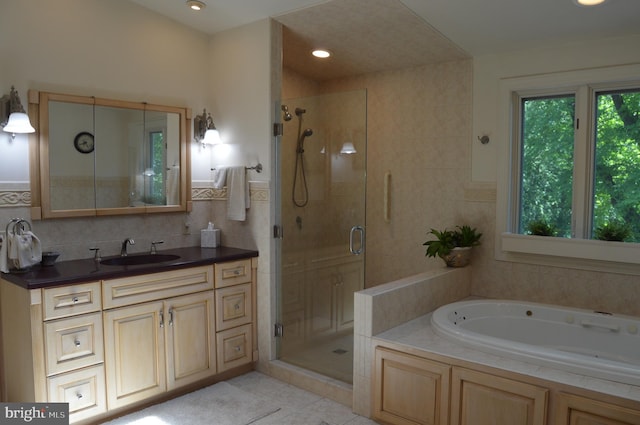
[496,63,640,274]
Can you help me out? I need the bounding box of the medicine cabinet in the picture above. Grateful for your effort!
[28,91,192,219]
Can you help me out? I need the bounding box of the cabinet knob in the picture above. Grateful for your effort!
[235,346,241,352]
[72,297,79,303]
[74,339,81,348]
[234,303,240,310]
[76,393,83,400]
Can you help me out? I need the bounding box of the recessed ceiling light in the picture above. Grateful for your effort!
[186,0,206,11]
[312,49,331,59]
[573,0,608,6]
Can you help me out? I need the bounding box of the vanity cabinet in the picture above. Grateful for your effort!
[0,255,258,424]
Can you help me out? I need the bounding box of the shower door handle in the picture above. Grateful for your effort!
[350,225,365,255]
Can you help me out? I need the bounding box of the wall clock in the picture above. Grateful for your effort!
[74,131,94,154]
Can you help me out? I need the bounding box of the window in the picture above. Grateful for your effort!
[519,94,575,237]
[515,88,640,241]
[496,64,640,270]
[148,130,166,204]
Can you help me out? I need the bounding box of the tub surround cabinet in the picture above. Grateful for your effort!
[372,344,640,425]
[0,253,258,424]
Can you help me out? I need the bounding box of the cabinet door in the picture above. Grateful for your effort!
[306,267,336,337]
[450,368,548,425]
[335,261,363,331]
[166,292,216,390]
[373,347,450,425]
[104,301,166,409]
[555,393,640,425]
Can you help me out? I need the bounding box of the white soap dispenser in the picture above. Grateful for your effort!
[201,222,220,248]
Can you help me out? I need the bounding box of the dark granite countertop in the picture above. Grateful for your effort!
[1,246,258,290]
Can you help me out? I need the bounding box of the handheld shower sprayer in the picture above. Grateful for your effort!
[295,107,306,116]
[281,105,292,121]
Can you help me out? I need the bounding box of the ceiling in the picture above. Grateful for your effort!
[130,0,640,80]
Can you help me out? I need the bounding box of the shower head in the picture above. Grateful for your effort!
[295,107,306,116]
[281,105,292,121]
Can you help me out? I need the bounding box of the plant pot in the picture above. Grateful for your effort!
[439,247,472,267]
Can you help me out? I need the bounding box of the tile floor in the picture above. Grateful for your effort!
[112,371,379,425]
[229,372,378,425]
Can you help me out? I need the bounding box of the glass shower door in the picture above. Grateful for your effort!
[276,89,367,384]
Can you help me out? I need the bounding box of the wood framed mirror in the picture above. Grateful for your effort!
[28,90,192,219]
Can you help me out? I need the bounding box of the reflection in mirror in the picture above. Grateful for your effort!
[48,99,95,211]
[95,104,144,209]
[32,91,191,219]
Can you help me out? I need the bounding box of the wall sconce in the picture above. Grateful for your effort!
[340,142,357,154]
[194,108,221,147]
[1,86,35,139]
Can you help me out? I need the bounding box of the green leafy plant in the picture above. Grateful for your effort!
[423,225,482,258]
[594,220,631,241]
[526,219,557,236]
[455,225,483,248]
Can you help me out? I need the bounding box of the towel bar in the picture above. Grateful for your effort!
[5,218,32,236]
[211,163,262,173]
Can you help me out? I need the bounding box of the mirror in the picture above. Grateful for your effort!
[29,91,191,219]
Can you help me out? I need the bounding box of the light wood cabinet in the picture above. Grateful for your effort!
[102,268,216,410]
[214,259,254,372]
[0,280,107,422]
[103,300,166,409]
[555,393,640,425]
[372,346,640,425]
[373,347,450,425]
[450,367,547,425]
[1,257,257,424]
[373,347,547,425]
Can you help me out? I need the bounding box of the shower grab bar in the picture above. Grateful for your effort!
[350,225,365,255]
[384,170,391,223]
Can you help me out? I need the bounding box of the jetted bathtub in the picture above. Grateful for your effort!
[430,299,640,387]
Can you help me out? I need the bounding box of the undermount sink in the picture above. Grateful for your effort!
[100,254,180,266]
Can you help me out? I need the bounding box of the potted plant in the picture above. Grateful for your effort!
[594,220,631,242]
[526,219,557,236]
[423,225,482,267]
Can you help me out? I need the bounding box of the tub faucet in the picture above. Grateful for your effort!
[121,238,135,256]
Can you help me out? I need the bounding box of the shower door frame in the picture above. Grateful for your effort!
[274,90,367,383]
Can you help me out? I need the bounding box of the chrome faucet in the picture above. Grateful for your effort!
[121,238,135,256]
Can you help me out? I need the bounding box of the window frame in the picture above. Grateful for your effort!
[496,64,640,273]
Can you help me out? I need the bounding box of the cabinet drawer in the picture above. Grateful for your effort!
[216,324,252,372]
[103,265,214,309]
[215,283,252,331]
[43,282,101,320]
[47,364,106,423]
[214,260,252,288]
[44,312,104,376]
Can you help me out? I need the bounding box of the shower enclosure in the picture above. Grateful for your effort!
[275,90,367,383]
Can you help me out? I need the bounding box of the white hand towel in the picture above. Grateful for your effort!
[15,231,42,269]
[166,166,180,205]
[226,166,248,221]
[0,234,8,273]
[212,167,227,190]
